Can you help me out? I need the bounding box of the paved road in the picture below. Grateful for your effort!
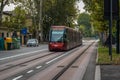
[0,44,47,58]
[0,40,99,80]
[0,44,48,64]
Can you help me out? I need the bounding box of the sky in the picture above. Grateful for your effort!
[3,1,85,12]
[77,1,85,13]
[3,4,16,11]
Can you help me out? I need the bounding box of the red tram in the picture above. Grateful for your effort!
[48,26,82,51]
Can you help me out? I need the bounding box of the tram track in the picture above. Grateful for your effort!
[52,42,94,80]
[0,40,97,80]
[56,41,97,80]
[0,51,64,80]
[27,40,97,80]
[0,52,54,71]
[3,46,81,80]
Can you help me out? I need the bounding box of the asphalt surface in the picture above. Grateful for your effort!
[0,44,47,58]
[101,65,120,80]
[2,41,120,80]
[0,44,48,65]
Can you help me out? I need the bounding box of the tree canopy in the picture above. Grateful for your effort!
[82,0,108,33]
[1,0,80,41]
[77,12,93,37]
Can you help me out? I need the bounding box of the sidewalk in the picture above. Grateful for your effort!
[95,65,120,80]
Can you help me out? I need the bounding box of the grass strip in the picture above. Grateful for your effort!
[97,46,120,65]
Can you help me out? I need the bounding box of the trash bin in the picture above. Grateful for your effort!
[12,38,20,49]
[5,37,12,50]
[0,38,4,50]
[13,38,20,49]
[12,38,17,49]
[7,43,12,50]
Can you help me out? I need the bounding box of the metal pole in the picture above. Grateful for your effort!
[109,0,112,61]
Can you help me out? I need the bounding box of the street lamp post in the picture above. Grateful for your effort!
[109,0,112,61]
[39,0,43,42]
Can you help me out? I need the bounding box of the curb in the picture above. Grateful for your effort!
[95,46,101,80]
[95,65,101,80]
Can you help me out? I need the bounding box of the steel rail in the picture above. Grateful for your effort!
[0,52,57,72]
[52,41,95,80]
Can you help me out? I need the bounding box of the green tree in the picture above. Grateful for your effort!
[0,0,20,26]
[49,0,77,26]
[14,0,80,41]
[13,6,26,30]
[42,0,79,41]
[82,0,112,43]
[82,0,106,31]
[77,12,92,37]
[3,6,26,31]
[0,0,11,25]
[17,0,38,38]
[83,0,119,44]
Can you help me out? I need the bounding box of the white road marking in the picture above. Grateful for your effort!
[12,75,23,80]
[27,70,34,73]
[46,52,69,64]
[0,49,47,61]
[36,66,42,69]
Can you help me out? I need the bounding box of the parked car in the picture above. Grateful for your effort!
[26,39,39,47]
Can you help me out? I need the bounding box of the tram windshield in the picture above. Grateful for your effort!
[51,30,64,42]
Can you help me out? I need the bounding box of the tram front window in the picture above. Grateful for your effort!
[51,30,64,42]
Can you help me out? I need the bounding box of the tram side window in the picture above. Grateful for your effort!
[66,30,69,42]
[72,31,74,42]
[64,33,67,42]
[69,30,72,42]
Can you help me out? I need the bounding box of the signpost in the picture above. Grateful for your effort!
[109,0,112,61]
[21,28,27,35]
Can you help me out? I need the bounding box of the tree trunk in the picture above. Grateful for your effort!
[0,0,9,26]
[0,0,4,26]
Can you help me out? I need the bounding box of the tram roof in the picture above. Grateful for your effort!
[51,26,79,32]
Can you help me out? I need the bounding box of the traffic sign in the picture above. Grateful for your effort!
[21,28,27,35]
